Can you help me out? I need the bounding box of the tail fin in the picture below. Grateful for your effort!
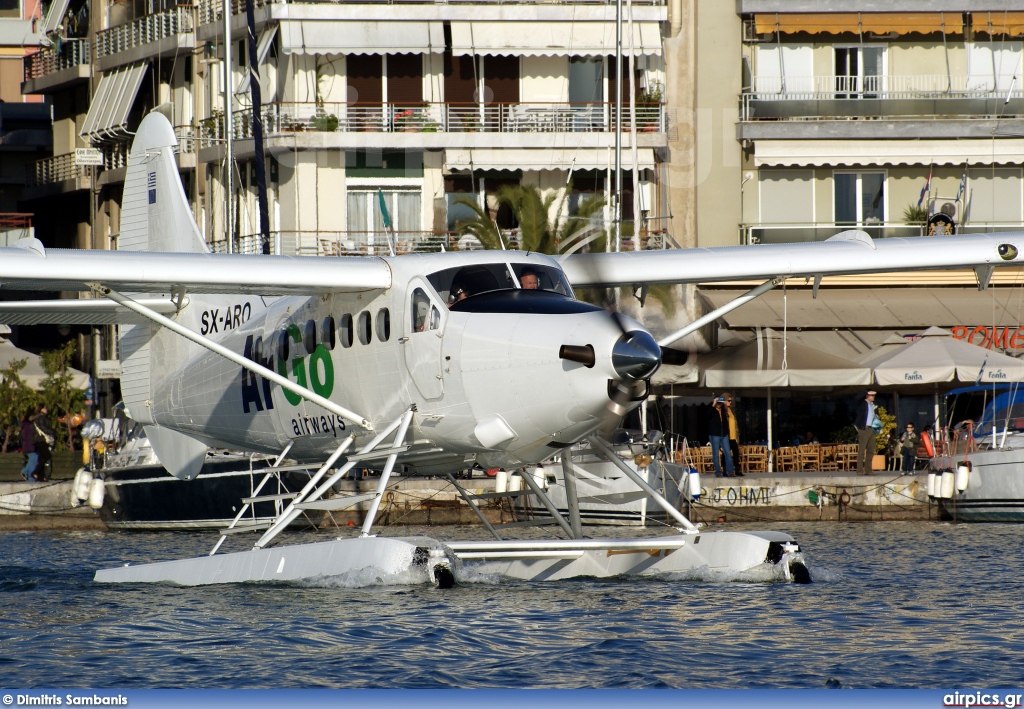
[119,111,207,254]
[118,111,209,479]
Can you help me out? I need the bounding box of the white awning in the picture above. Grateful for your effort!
[446,148,655,171]
[40,0,71,35]
[450,21,662,57]
[80,63,148,142]
[754,139,1024,167]
[279,20,444,55]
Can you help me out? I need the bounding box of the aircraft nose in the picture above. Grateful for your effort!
[611,331,661,380]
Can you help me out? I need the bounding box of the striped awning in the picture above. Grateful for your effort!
[80,63,148,142]
[753,139,1024,167]
[446,148,655,171]
[450,21,662,57]
[754,13,963,36]
[279,20,444,55]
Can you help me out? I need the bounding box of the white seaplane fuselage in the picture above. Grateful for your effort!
[150,250,642,473]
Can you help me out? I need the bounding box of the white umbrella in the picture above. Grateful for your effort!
[0,338,90,390]
[873,326,1024,386]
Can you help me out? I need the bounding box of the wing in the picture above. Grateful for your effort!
[0,241,392,296]
[559,230,1024,287]
[0,297,180,326]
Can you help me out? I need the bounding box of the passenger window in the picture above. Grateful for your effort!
[376,308,391,342]
[357,311,372,345]
[303,320,316,354]
[339,314,353,348]
[277,330,289,361]
[429,305,440,331]
[412,288,431,332]
[321,317,336,350]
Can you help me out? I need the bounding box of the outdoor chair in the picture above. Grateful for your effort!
[775,446,797,472]
[819,444,840,472]
[797,444,820,471]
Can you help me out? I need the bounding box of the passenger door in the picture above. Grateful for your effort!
[404,279,446,399]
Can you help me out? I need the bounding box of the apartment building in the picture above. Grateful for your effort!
[676,2,1024,360]
[21,0,674,259]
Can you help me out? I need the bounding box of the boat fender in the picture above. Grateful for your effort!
[73,469,93,502]
[688,467,701,500]
[926,471,938,498]
[955,462,971,493]
[88,477,106,509]
[939,470,955,499]
[495,470,508,494]
[921,431,935,458]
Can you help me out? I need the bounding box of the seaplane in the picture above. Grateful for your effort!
[2,112,1021,588]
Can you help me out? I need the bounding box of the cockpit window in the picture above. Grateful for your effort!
[511,264,571,296]
[427,262,572,306]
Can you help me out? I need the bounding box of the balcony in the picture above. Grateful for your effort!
[212,227,667,257]
[94,6,194,71]
[0,214,34,247]
[21,39,91,95]
[741,222,1024,245]
[253,102,663,134]
[27,148,128,191]
[742,74,1024,123]
[196,0,662,25]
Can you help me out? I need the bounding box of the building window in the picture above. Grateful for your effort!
[835,171,885,226]
[0,0,20,19]
[834,46,884,99]
[346,189,421,250]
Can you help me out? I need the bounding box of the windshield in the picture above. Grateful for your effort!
[427,262,572,307]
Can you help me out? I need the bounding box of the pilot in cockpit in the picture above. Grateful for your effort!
[520,269,539,290]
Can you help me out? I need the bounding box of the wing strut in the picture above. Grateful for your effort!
[657,277,782,349]
[588,436,698,532]
[99,286,374,431]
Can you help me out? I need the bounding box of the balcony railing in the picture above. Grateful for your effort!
[742,74,1024,120]
[741,222,1024,245]
[212,226,666,257]
[197,0,662,23]
[23,38,91,81]
[28,148,128,187]
[95,6,194,59]
[206,102,665,141]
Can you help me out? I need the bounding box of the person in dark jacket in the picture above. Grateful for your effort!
[30,404,55,482]
[898,423,920,472]
[20,408,38,482]
[853,390,878,475]
[709,397,740,477]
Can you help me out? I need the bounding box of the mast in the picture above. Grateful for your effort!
[223,0,234,253]
[245,0,270,254]
[614,0,622,252]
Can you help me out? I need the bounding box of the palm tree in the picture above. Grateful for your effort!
[452,183,606,255]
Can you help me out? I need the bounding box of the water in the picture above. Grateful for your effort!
[2,521,1023,689]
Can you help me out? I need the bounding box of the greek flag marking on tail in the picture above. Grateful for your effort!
[148,171,157,204]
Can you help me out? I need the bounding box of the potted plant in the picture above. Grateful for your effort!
[903,203,928,225]
[637,81,663,131]
[310,113,339,132]
[394,108,423,132]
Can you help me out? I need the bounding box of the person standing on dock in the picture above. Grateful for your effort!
[709,397,740,477]
[30,404,55,482]
[898,423,920,473]
[724,393,740,473]
[854,390,878,476]
[20,408,38,483]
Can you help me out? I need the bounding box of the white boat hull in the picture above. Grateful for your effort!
[937,446,1024,522]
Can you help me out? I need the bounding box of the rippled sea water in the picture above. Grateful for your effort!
[2,521,1023,689]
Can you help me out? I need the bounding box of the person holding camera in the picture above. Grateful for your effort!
[709,396,740,477]
[899,423,920,473]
